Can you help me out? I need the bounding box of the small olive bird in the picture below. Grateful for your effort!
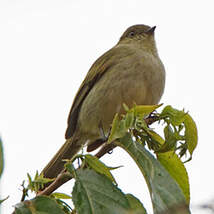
[42,24,165,179]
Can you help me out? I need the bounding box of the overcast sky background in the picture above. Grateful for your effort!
[0,1,214,213]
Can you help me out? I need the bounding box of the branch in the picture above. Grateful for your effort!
[37,170,72,196]
[37,143,116,196]
[37,114,156,196]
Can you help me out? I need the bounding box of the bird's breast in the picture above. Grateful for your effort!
[77,53,165,141]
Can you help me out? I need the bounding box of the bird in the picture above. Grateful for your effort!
[42,24,165,180]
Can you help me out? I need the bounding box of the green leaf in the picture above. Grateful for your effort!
[106,165,123,170]
[54,199,72,214]
[148,130,164,145]
[0,137,4,178]
[126,194,147,214]
[117,134,190,214]
[84,154,117,184]
[14,203,31,214]
[156,125,177,153]
[157,152,190,204]
[108,104,162,144]
[72,169,130,214]
[183,113,198,157]
[14,196,67,214]
[160,105,186,126]
[27,172,55,192]
[0,196,9,205]
[148,131,190,203]
[124,111,135,129]
[34,176,55,184]
[107,113,127,143]
[122,103,130,111]
[51,192,72,199]
[129,104,162,117]
[65,162,76,175]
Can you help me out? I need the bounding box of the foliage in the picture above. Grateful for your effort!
[1,104,198,214]
[0,137,9,206]
[27,171,55,193]
[14,196,69,214]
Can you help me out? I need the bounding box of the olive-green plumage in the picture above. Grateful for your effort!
[42,24,165,179]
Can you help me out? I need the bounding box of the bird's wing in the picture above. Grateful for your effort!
[65,45,135,139]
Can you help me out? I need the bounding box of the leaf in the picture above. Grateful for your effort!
[122,103,130,111]
[27,172,55,192]
[148,130,164,145]
[51,192,72,199]
[129,104,162,117]
[157,152,190,204]
[147,132,190,203]
[0,137,4,178]
[14,196,67,214]
[54,199,72,214]
[34,176,55,184]
[156,125,177,153]
[107,113,130,143]
[84,154,117,184]
[106,165,123,170]
[72,169,130,214]
[124,111,135,129]
[108,113,124,143]
[116,134,190,214]
[65,161,75,175]
[108,104,162,143]
[126,194,147,214]
[0,196,9,205]
[160,105,186,126]
[183,113,198,157]
[14,203,31,214]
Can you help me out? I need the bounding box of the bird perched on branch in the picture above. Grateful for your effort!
[42,24,165,179]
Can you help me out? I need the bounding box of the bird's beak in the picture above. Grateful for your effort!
[146,26,156,35]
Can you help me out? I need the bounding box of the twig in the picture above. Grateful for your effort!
[37,143,116,196]
[37,170,72,196]
[144,115,159,125]
[37,115,157,196]
[95,143,116,158]
[12,114,159,214]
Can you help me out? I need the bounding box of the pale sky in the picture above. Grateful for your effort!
[0,1,213,214]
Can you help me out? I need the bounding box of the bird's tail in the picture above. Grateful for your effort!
[41,137,82,179]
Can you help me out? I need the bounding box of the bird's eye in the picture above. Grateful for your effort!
[128,31,135,37]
